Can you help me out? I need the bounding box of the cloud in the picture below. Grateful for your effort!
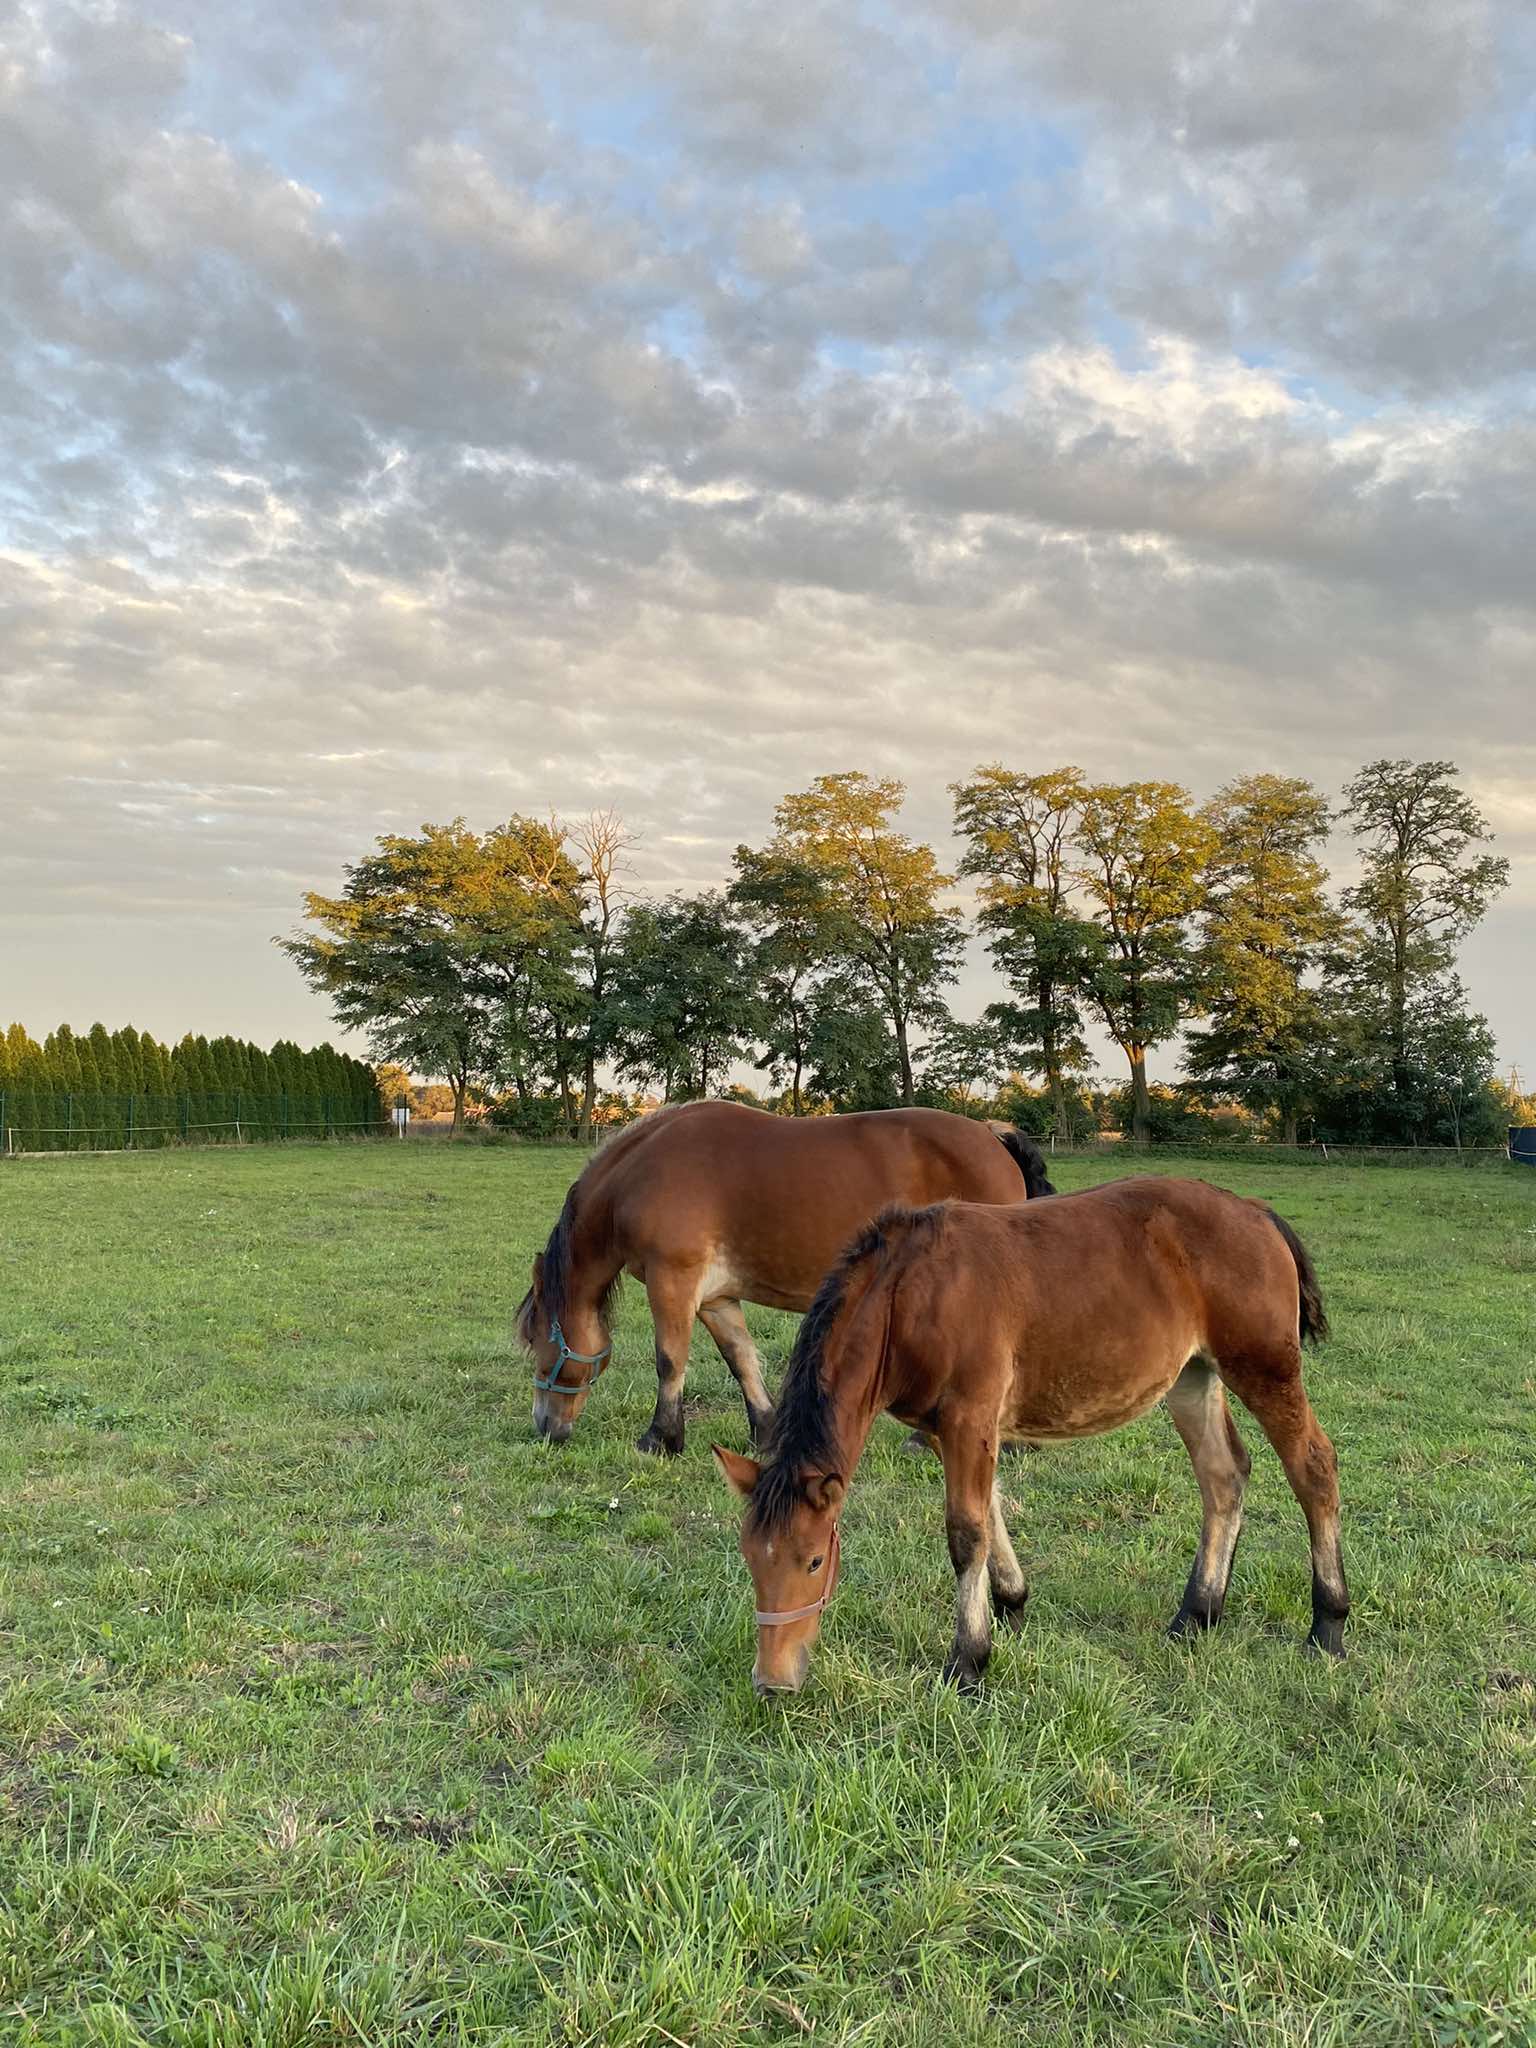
[2,0,1532,1070]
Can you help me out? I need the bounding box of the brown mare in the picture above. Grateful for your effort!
[714,1177,1348,1693]
[516,1101,1053,1456]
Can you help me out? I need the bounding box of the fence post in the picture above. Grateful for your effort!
[324,1093,332,1137]
[179,1093,189,1142]
[65,1092,73,1150]
[125,1094,134,1148]
[281,1088,289,1138]
[234,1089,242,1144]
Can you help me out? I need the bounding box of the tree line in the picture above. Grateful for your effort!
[282,758,1518,1149]
[0,1024,381,1152]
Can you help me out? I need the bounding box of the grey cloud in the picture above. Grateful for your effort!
[2,0,1533,1071]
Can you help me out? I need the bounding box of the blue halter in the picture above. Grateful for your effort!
[534,1318,613,1395]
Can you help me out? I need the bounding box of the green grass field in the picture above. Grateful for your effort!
[2,1143,1533,2047]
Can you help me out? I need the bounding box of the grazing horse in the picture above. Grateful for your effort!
[714,1177,1347,1693]
[516,1101,1053,1455]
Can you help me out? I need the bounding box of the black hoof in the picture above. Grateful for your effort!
[941,1653,987,1693]
[636,1429,683,1458]
[1306,1625,1347,1660]
[1167,1611,1219,1641]
[994,1594,1029,1633]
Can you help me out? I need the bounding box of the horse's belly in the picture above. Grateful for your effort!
[1000,1344,1192,1442]
[696,1253,810,1314]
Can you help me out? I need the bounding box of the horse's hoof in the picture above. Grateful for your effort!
[1305,1630,1347,1660]
[900,1431,933,1457]
[1167,1607,1218,1640]
[995,1596,1029,1632]
[636,1430,683,1458]
[940,1656,986,1694]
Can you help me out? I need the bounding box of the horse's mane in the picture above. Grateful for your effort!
[751,1203,944,1531]
[514,1141,635,1346]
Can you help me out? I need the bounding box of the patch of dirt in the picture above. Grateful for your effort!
[372,1806,478,1847]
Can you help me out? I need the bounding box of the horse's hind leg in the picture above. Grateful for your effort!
[937,1428,999,1691]
[987,1479,1029,1630]
[1222,1356,1349,1657]
[696,1299,774,1448]
[1165,1361,1251,1638]
[637,1268,698,1457]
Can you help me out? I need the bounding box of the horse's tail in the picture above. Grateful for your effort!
[1264,1208,1330,1346]
[997,1127,1056,1198]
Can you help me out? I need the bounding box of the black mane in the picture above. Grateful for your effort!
[515,1179,621,1348]
[752,1205,942,1530]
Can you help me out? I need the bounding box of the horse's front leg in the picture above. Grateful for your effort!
[637,1269,699,1456]
[697,1299,775,1447]
[937,1427,999,1691]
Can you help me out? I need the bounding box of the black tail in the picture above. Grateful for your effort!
[1265,1209,1330,1346]
[998,1128,1056,1198]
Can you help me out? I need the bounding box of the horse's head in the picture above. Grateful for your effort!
[714,1445,844,1695]
[518,1252,611,1444]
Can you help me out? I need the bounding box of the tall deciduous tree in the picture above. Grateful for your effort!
[280,817,584,1131]
[804,983,902,1111]
[467,817,587,1121]
[1184,773,1342,1143]
[1338,760,1509,1108]
[951,764,1093,1139]
[728,847,849,1115]
[1072,781,1216,1144]
[569,809,637,1145]
[608,892,759,1101]
[769,772,963,1105]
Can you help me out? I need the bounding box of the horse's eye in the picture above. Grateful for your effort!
[809,1555,824,1573]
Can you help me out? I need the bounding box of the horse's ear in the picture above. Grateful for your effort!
[712,1445,761,1499]
[809,1472,846,1513]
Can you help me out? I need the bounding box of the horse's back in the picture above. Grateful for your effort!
[973,1177,1297,1314]
[603,1102,1022,1202]
[894,1179,1307,1433]
[593,1102,1027,1306]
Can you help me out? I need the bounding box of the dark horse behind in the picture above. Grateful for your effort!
[715,1176,1347,1693]
[516,1101,1053,1455]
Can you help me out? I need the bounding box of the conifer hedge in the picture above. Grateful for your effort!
[0,1024,383,1153]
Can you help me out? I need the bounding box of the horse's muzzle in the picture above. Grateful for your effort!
[532,1403,572,1444]
[752,1646,810,1696]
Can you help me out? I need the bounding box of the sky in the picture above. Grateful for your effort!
[2,0,1534,1084]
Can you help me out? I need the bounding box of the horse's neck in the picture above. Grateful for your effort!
[566,1190,624,1317]
[821,1338,892,1482]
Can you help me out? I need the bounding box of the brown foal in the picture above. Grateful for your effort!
[516,1100,1052,1456]
[715,1177,1348,1693]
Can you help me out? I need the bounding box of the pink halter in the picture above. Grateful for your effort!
[754,1520,841,1627]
